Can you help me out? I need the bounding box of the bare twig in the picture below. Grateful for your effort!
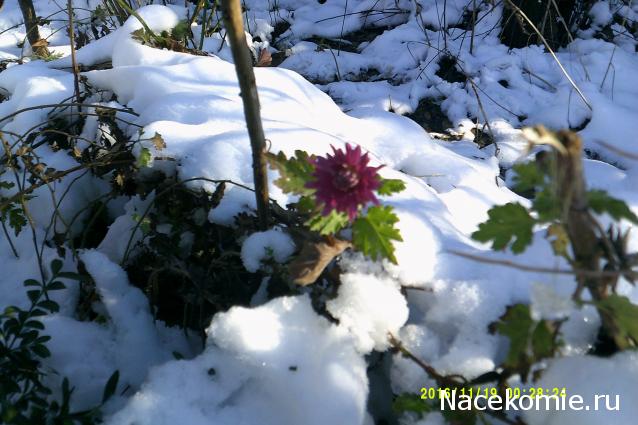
[595,140,638,161]
[447,249,637,279]
[503,0,592,110]
[66,0,81,109]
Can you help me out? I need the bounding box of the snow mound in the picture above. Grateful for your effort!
[107,295,368,425]
[240,228,296,272]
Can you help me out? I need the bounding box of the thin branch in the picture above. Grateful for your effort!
[503,0,592,110]
[221,0,270,230]
[447,249,637,279]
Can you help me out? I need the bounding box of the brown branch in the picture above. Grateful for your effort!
[389,335,526,425]
[551,130,630,350]
[596,140,638,161]
[447,250,637,279]
[66,0,81,108]
[17,0,49,57]
[221,0,270,230]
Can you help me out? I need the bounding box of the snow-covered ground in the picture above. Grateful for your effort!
[1,1,638,424]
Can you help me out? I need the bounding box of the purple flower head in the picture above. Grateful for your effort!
[306,143,382,220]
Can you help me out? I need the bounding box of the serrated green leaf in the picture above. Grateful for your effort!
[511,161,545,194]
[472,203,535,254]
[296,196,317,214]
[587,190,638,224]
[531,320,555,359]
[266,150,315,195]
[533,187,562,222]
[3,206,27,236]
[596,295,638,347]
[393,393,431,416]
[377,178,406,196]
[352,205,402,264]
[496,304,534,370]
[494,304,556,376]
[306,210,349,235]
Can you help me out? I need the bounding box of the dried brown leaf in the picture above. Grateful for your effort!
[256,48,272,67]
[289,237,351,286]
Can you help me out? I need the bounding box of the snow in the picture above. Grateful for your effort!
[241,228,296,272]
[327,270,408,352]
[1,1,638,424]
[524,351,638,425]
[589,2,614,27]
[107,295,369,425]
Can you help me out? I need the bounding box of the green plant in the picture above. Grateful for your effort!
[0,259,118,424]
[267,147,405,266]
[473,127,638,351]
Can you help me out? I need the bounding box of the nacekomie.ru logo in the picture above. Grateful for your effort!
[440,390,621,412]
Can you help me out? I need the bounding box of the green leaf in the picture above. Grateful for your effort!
[595,295,638,347]
[511,161,545,194]
[266,150,315,195]
[2,206,27,236]
[24,320,45,330]
[587,190,638,224]
[50,259,63,276]
[306,210,349,235]
[171,20,190,41]
[377,178,406,196]
[393,393,431,417]
[24,279,41,287]
[494,304,556,376]
[496,304,534,370]
[296,196,317,214]
[533,187,562,222]
[27,290,41,303]
[136,147,152,168]
[531,320,555,359]
[31,343,51,358]
[37,300,59,313]
[46,281,66,291]
[102,370,120,404]
[352,205,402,264]
[472,203,535,254]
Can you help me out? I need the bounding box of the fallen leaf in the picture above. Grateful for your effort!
[256,48,272,67]
[288,236,351,286]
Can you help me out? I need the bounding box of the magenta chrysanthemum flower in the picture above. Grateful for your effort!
[306,144,382,220]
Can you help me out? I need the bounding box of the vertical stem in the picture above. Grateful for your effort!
[17,0,49,57]
[554,130,625,350]
[67,0,81,109]
[221,0,270,230]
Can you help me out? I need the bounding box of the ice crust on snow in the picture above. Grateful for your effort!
[1,1,638,424]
